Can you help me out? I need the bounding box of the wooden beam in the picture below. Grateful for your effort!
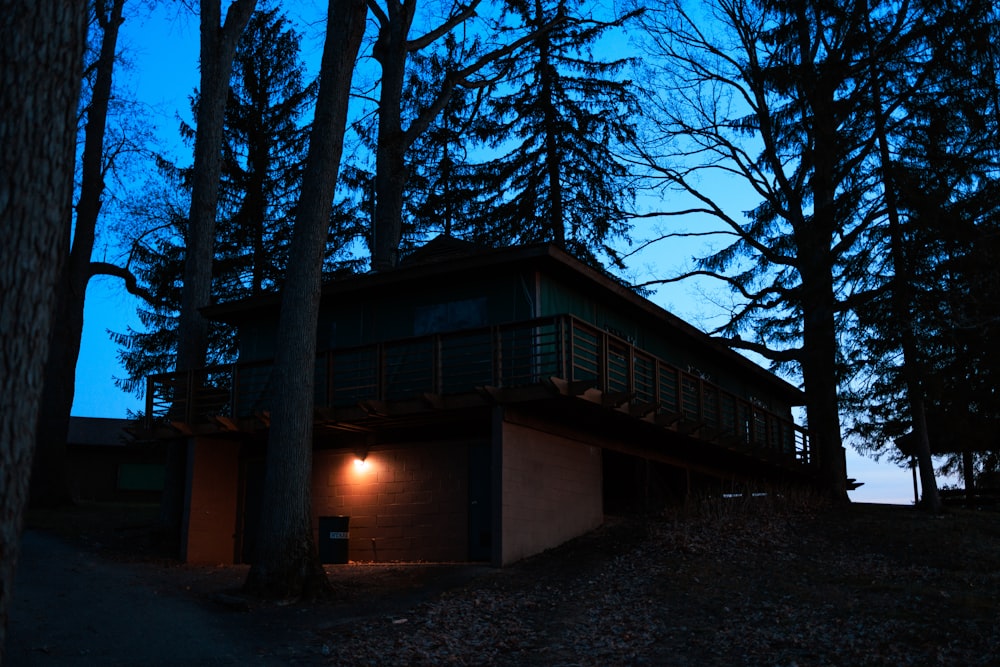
[213,416,240,432]
[548,376,595,397]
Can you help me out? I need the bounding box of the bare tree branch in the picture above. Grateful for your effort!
[88,261,158,304]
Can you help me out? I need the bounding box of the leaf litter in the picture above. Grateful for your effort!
[319,502,1000,666]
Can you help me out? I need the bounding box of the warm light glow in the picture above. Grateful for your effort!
[353,457,368,470]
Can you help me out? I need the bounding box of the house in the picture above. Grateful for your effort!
[896,409,1000,504]
[143,239,814,566]
[67,416,165,502]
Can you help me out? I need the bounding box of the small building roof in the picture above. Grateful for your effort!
[895,409,1000,457]
[67,417,133,447]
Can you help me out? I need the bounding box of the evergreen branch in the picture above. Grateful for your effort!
[837,285,888,313]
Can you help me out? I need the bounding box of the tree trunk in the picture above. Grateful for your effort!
[243,0,366,600]
[163,0,256,549]
[794,19,850,503]
[248,138,268,295]
[370,2,414,272]
[0,2,86,659]
[175,0,257,372]
[908,395,940,511]
[864,11,942,512]
[536,0,565,246]
[962,450,975,499]
[798,263,850,503]
[32,0,125,509]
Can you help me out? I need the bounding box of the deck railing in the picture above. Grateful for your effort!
[146,315,811,465]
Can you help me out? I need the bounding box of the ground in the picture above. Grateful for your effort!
[8,499,1000,666]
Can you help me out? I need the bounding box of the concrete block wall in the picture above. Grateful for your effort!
[500,421,603,565]
[183,437,241,564]
[313,442,471,563]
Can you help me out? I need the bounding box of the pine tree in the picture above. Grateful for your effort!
[466,0,640,268]
[174,0,256,375]
[363,0,562,270]
[846,0,1000,497]
[242,0,366,601]
[400,33,484,242]
[114,4,317,391]
[215,3,316,296]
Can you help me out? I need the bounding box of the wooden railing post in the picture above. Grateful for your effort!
[567,318,576,382]
[325,350,334,410]
[185,370,194,425]
[493,325,502,387]
[376,342,385,401]
[557,316,567,380]
[626,339,635,397]
[231,364,238,418]
[598,329,608,392]
[432,333,442,395]
[145,376,155,431]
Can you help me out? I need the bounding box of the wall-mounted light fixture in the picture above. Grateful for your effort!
[353,446,369,469]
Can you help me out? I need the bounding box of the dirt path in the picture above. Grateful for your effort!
[7,530,488,666]
[8,531,302,665]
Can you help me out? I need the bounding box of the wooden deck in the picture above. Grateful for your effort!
[144,315,812,468]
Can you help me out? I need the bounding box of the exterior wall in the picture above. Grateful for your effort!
[67,446,165,502]
[183,437,241,564]
[500,420,603,565]
[312,442,472,563]
[237,272,537,362]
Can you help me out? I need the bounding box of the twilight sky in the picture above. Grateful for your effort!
[70,2,925,504]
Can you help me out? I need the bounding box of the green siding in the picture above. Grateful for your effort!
[537,273,792,412]
[117,463,166,492]
[230,262,795,416]
[337,273,532,346]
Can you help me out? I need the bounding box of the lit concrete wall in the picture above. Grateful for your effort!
[500,421,603,565]
[313,443,471,563]
[183,437,240,564]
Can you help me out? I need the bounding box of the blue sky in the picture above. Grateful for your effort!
[71,2,926,505]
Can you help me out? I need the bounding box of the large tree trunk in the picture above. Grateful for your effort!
[243,0,366,600]
[162,0,256,550]
[175,0,257,372]
[370,1,414,272]
[794,19,850,503]
[0,1,86,660]
[535,0,565,246]
[799,284,850,502]
[32,0,126,509]
[864,12,941,511]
